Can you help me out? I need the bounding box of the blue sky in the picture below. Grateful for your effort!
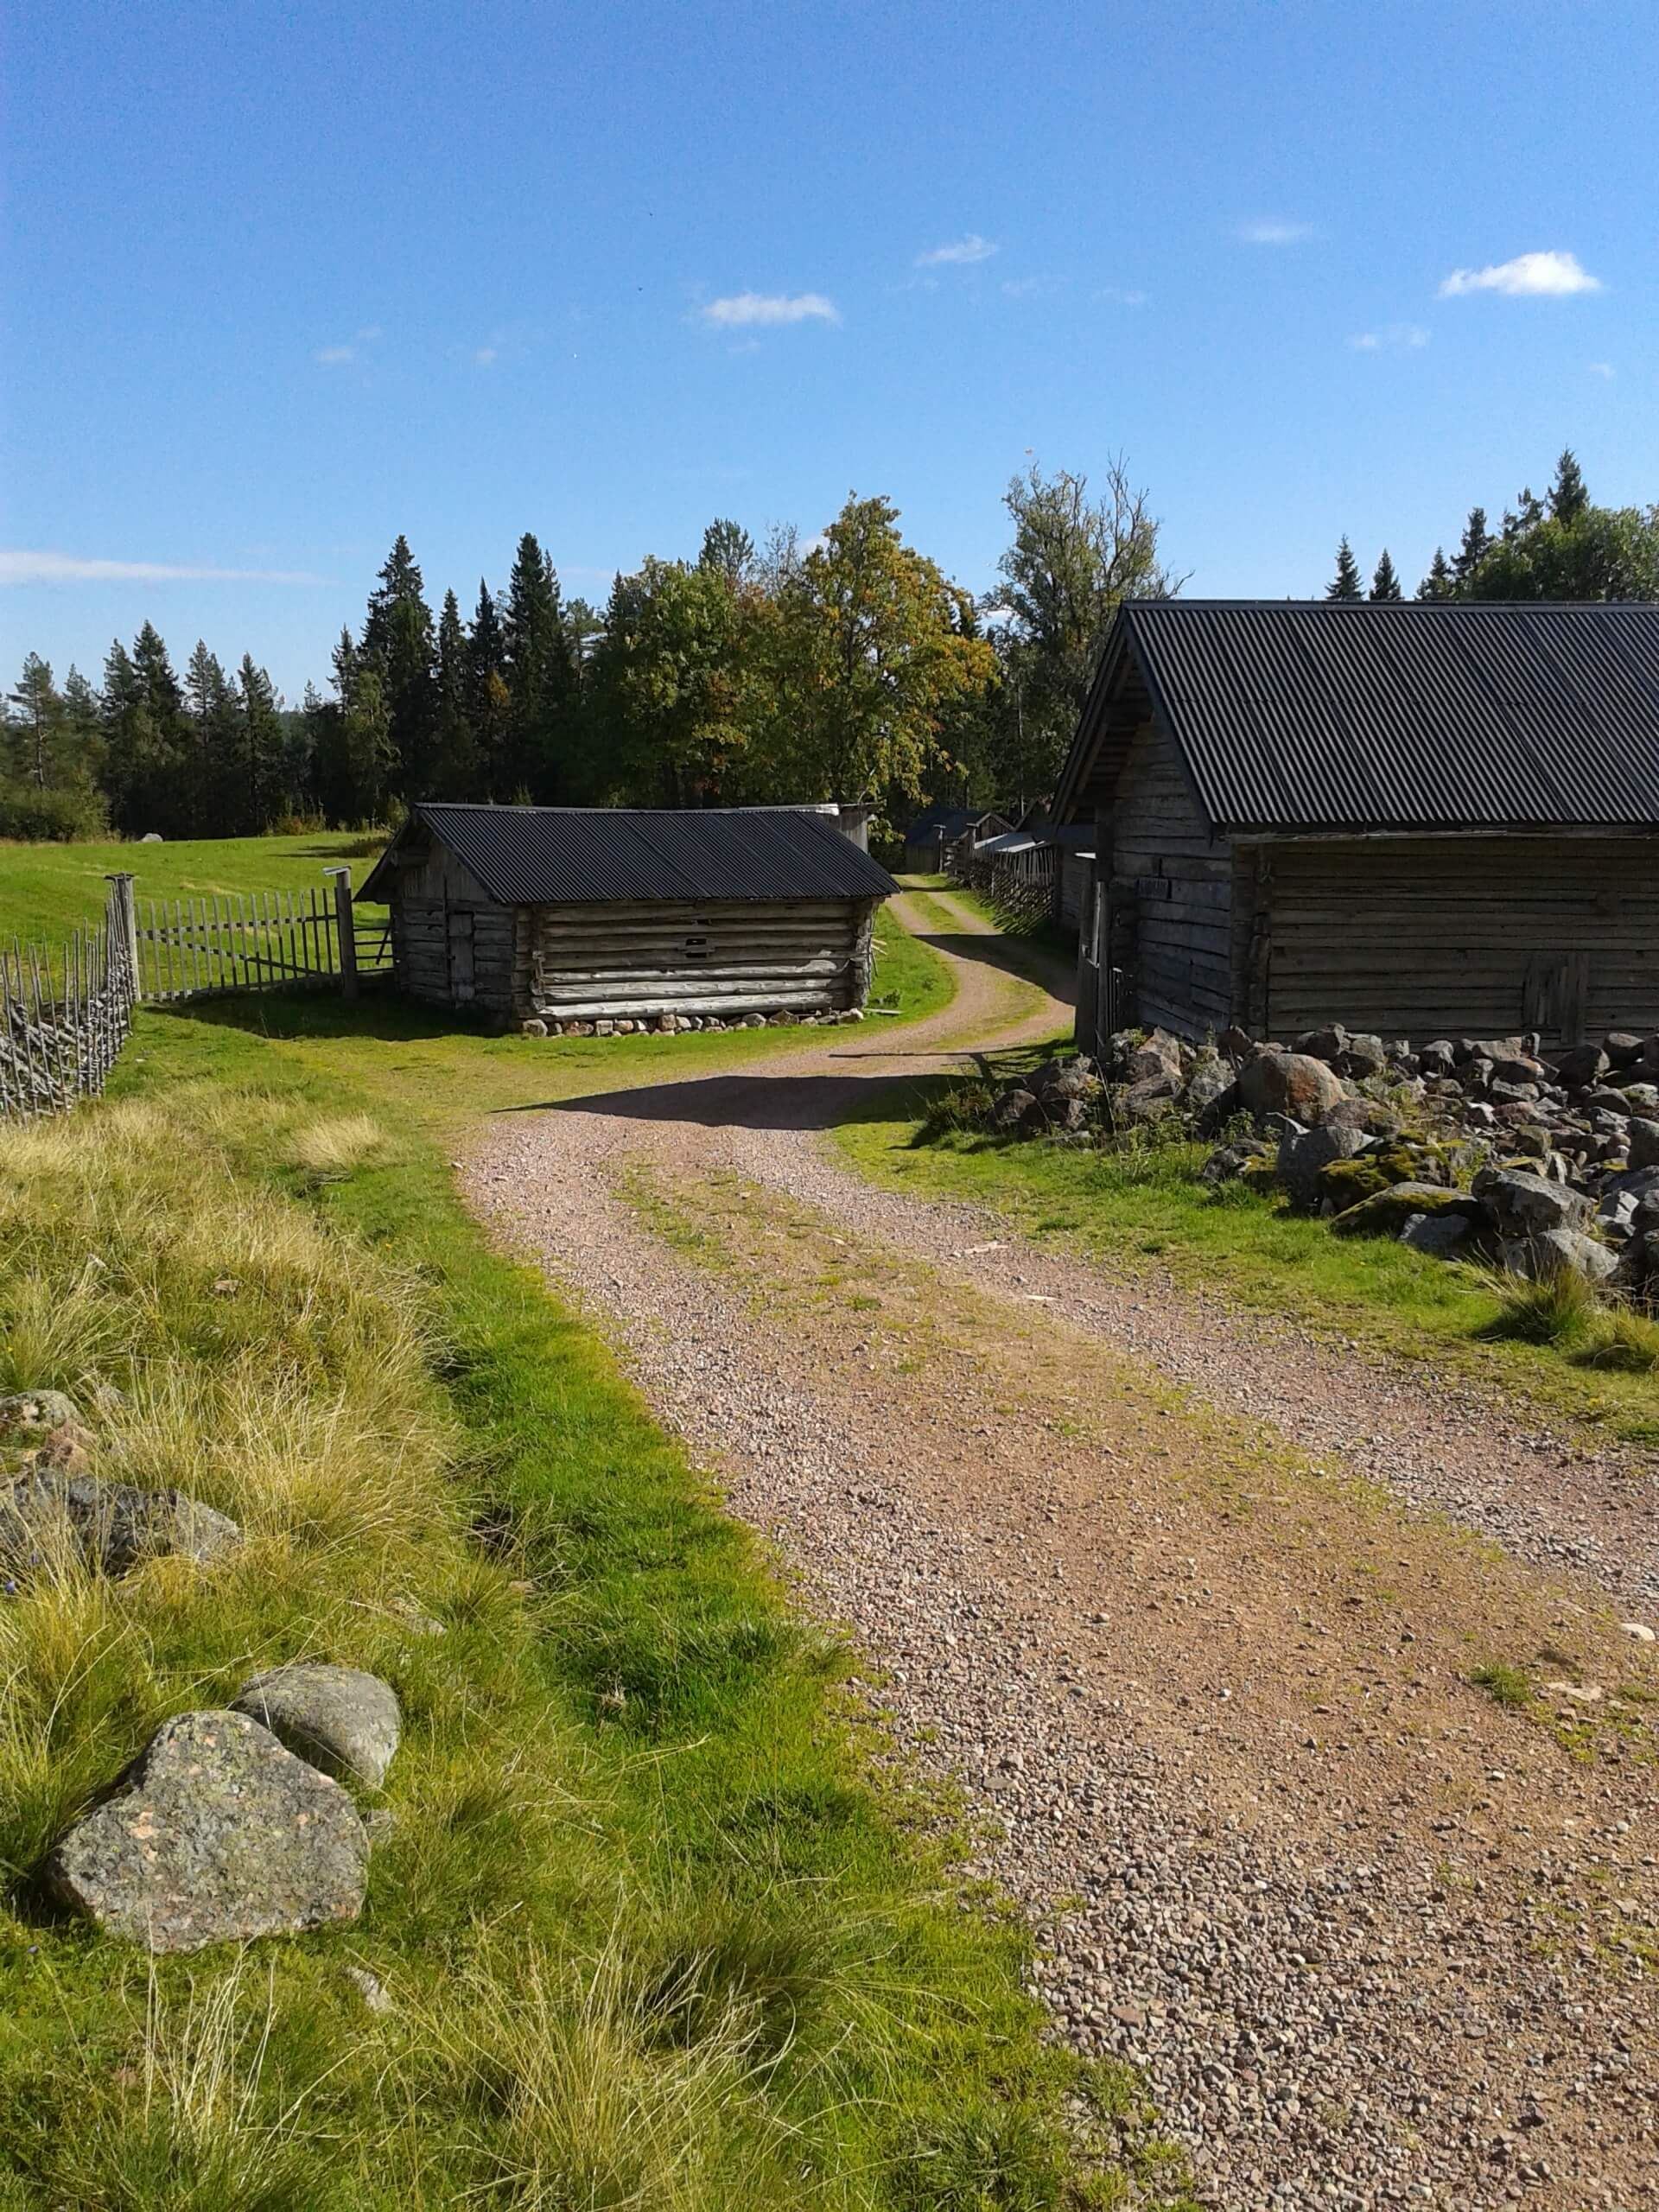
[4,0,1656,699]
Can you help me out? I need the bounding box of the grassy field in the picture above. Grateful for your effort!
[835,1037,1659,1447]
[0,831,387,952]
[0,847,1196,2205]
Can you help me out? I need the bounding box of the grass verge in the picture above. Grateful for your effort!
[0,1002,1186,2204]
[834,1040,1659,1447]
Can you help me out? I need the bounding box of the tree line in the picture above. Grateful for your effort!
[1325,448,1659,606]
[3,463,1176,845]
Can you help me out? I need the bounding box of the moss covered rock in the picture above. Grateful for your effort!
[1329,1182,1483,1238]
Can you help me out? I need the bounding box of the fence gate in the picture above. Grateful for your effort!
[125,874,391,1004]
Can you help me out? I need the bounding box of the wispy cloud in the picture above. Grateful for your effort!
[312,323,383,365]
[1238,219,1316,246]
[914,233,998,268]
[1589,360,1616,378]
[1439,249,1601,298]
[1001,275,1064,301]
[1096,285,1147,307]
[1349,322,1430,353]
[0,550,323,586]
[700,290,839,328]
[473,346,499,367]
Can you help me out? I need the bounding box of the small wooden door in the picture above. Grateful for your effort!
[1522,951,1588,1044]
[447,910,475,1004]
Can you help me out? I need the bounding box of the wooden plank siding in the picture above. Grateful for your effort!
[526,898,869,1022]
[1110,719,1234,1039]
[1261,837,1659,1045]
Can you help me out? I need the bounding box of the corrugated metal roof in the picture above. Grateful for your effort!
[905,804,994,842]
[359,804,898,906]
[1058,601,1659,833]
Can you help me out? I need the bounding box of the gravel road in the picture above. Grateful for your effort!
[464,889,1659,2210]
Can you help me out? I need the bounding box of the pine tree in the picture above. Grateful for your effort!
[1369,550,1404,603]
[1503,486,1544,541]
[361,535,436,796]
[1325,537,1363,601]
[699,518,756,585]
[1549,448,1589,524]
[1452,507,1492,586]
[501,532,574,800]
[8,654,63,788]
[1417,549,1455,601]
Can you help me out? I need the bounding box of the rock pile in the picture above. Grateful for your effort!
[522,1007,867,1038]
[972,1020,1659,1296]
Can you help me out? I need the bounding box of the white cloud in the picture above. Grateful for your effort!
[1589,360,1616,378]
[1096,285,1147,307]
[0,550,323,586]
[1349,322,1430,353]
[914,233,998,268]
[1438,249,1601,298]
[1001,275,1064,300]
[700,290,839,327]
[313,324,382,365]
[1238,219,1315,245]
[473,346,499,366]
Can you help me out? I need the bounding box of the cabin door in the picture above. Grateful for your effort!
[446,910,476,1004]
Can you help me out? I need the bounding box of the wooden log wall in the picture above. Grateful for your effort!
[525,897,868,1022]
[1110,718,1234,1037]
[1262,836,1659,1045]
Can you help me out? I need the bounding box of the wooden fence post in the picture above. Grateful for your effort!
[326,868,359,1001]
[105,873,140,1004]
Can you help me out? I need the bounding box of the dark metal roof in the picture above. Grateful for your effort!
[905,804,988,842]
[1057,601,1659,834]
[359,804,898,906]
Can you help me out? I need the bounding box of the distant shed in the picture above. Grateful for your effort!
[1052,601,1659,1052]
[903,805,1012,874]
[359,804,897,1026]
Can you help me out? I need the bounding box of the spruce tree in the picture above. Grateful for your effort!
[467,581,511,797]
[1549,448,1589,524]
[361,535,436,796]
[1369,550,1404,603]
[1417,549,1455,601]
[1325,537,1363,601]
[236,656,284,830]
[699,518,756,585]
[430,589,478,798]
[124,622,191,834]
[184,641,240,834]
[502,532,574,800]
[1452,507,1492,586]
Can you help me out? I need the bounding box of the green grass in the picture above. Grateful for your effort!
[1471,1663,1535,1710]
[0,874,1193,2203]
[0,830,386,954]
[834,1042,1659,1447]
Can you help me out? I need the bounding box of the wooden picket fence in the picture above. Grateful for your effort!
[0,880,137,1124]
[0,868,392,1126]
[130,880,391,1003]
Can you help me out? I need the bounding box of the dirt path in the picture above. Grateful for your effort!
[464,888,1658,2212]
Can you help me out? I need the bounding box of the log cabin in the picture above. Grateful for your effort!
[359,803,897,1027]
[1052,601,1659,1054]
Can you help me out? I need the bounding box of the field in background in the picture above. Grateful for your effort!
[0,831,386,952]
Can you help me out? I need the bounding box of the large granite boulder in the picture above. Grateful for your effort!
[1628,1119,1659,1172]
[0,1472,242,1580]
[1473,1167,1592,1242]
[1276,1122,1369,1211]
[1184,1055,1236,1121]
[1500,1228,1618,1284]
[45,1710,368,1953]
[1236,1051,1345,1128]
[232,1663,402,1789]
[1399,1210,1476,1259]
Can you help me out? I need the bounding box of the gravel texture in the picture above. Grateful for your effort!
[464,890,1659,2210]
